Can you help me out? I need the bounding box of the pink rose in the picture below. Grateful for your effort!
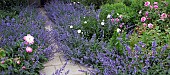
[148,23,153,28]
[111,18,115,22]
[23,34,34,45]
[119,15,123,19]
[22,66,26,70]
[154,2,158,5]
[1,61,5,64]
[147,17,151,20]
[141,17,146,22]
[119,24,123,28]
[154,5,158,9]
[168,14,170,18]
[116,18,120,22]
[144,1,150,6]
[145,11,149,17]
[26,47,33,53]
[119,23,124,28]
[143,23,147,27]
[17,61,20,65]
[160,13,167,19]
[150,5,153,9]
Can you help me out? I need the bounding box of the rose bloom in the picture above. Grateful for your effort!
[84,21,87,24]
[117,28,121,33]
[145,11,149,17]
[141,17,146,22]
[154,5,158,9]
[23,34,34,44]
[119,24,123,28]
[1,61,5,64]
[115,18,120,22]
[119,15,123,19]
[139,10,142,14]
[143,23,147,27]
[111,18,115,22]
[150,5,153,9]
[119,23,124,28]
[107,14,111,19]
[147,17,151,20]
[148,23,153,28]
[70,25,73,28]
[26,46,33,53]
[22,66,26,70]
[154,2,158,5]
[161,13,167,19]
[17,61,21,65]
[144,1,150,6]
[77,29,81,33]
[101,21,105,25]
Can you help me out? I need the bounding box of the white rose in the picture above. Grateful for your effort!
[77,30,81,33]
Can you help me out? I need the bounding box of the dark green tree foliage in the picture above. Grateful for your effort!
[0,0,28,10]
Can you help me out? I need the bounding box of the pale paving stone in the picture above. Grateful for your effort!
[40,66,56,75]
[57,64,86,75]
[54,53,63,57]
[43,56,63,67]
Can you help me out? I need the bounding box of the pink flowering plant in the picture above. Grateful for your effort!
[0,7,53,74]
[129,1,170,54]
[137,1,170,30]
[0,34,48,74]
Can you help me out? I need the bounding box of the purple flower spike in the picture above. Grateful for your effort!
[135,44,141,51]
[152,40,157,48]
[125,45,131,55]
[161,44,168,54]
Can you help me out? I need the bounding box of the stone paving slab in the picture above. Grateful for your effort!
[39,8,90,75]
[43,56,62,67]
[40,66,56,75]
[40,53,88,75]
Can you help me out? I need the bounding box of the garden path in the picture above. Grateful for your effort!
[38,8,90,75]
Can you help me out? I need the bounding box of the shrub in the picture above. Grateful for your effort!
[100,2,135,24]
[0,10,19,19]
[70,0,111,9]
[129,0,170,47]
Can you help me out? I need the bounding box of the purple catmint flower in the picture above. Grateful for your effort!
[125,45,131,55]
[161,44,168,54]
[135,44,141,51]
[152,40,157,48]
[138,41,146,48]
[152,41,157,55]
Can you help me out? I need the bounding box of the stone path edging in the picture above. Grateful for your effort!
[38,8,91,75]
